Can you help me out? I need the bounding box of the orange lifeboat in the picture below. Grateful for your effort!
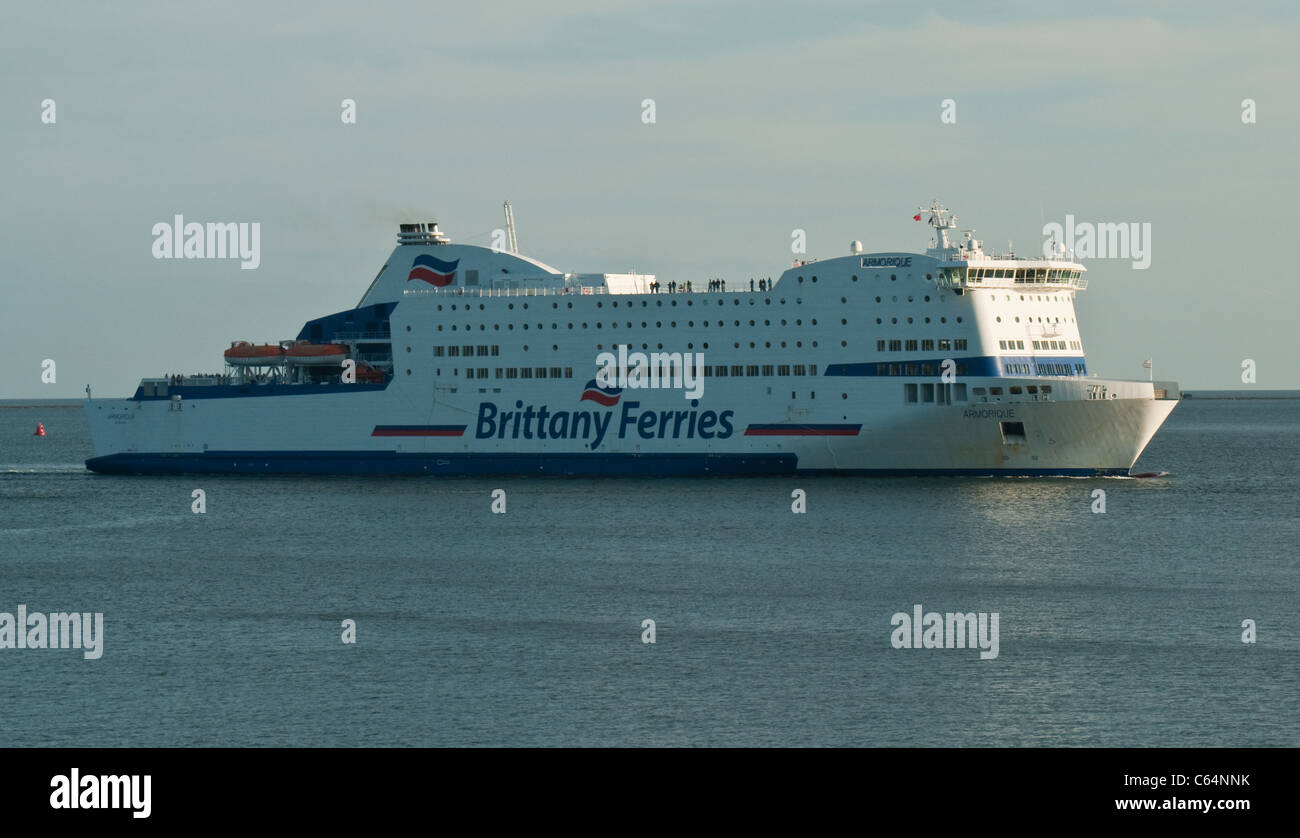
[224,341,285,366]
[354,362,386,383]
[285,342,349,366]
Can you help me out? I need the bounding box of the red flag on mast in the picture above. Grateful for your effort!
[913,213,922,221]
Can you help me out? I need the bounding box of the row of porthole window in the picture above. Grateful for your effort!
[435,317,870,332]
[433,367,576,379]
[430,345,500,357]
[876,362,970,376]
[434,297,804,312]
[797,274,925,283]
[976,385,1055,396]
[431,290,962,315]
[873,295,945,303]
[875,316,961,325]
[426,364,837,380]
[877,339,969,352]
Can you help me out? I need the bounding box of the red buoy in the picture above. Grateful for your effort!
[34,422,46,436]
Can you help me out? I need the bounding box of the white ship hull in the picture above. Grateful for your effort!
[85,376,1175,476]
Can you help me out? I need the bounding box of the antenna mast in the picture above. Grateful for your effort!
[503,201,518,253]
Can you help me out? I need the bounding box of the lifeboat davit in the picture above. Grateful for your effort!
[224,341,286,366]
[285,342,349,366]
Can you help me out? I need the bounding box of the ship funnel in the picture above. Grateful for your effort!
[396,221,450,245]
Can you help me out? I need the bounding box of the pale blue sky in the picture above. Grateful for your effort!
[2,0,1297,396]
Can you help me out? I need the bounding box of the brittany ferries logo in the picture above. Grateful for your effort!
[407,254,458,286]
[580,379,622,406]
[475,381,735,447]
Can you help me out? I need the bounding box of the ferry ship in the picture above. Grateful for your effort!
[85,202,1177,476]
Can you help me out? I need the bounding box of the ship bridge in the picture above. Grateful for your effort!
[916,202,1088,291]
